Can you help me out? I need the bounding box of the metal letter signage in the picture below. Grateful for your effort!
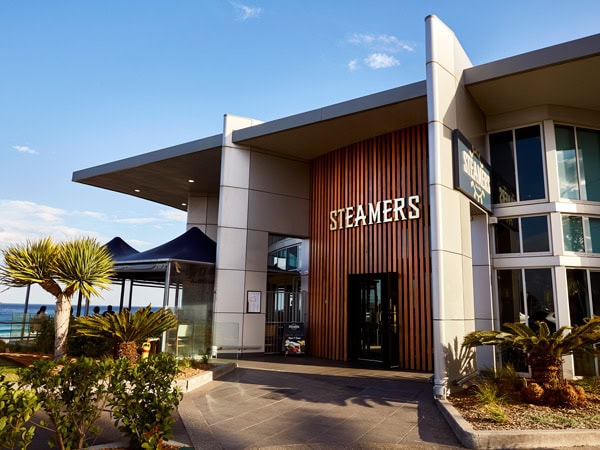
[453,129,492,213]
[329,195,420,231]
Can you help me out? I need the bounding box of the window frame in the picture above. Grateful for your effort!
[490,123,548,205]
[556,124,600,202]
[493,214,551,256]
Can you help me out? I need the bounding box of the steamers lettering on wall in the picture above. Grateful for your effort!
[329,196,420,231]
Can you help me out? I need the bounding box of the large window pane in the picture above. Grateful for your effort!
[556,125,580,199]
[515,126,545,201]
[496,270,527,371]
[567,269,590,325]
[495,219,520,253]
[490,130,517,204]
[497,270,524,325]
[524,268,555,332]
[567,269,596,377]
[563,215,585,252]
[590,271,600,316]
[521,216,549,252]
[587,218,600,253]
[578,128,600,201]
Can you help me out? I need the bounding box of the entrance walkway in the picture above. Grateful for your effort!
[180,355,463,449]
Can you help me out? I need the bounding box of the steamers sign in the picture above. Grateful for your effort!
[453,129,492,212]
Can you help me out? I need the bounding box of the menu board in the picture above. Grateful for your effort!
[282,322,305,355]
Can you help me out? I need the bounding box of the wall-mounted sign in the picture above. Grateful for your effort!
[329,195,420,231]
[246,290,261,313]
[453,129,492,213]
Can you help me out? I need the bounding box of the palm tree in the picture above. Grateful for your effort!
[463,317,600,384]
[0,237,114,359]
[72,305,178,363]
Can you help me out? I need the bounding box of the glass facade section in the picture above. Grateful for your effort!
[563,215,585,252]
[491,125,545,204]
[494,216,549,254]
[521,216,549,252]
[515,126,545,201]
[562,215,600,253]
[579,128,600,201]
[556,125,579,199]
[556,125,600,201]
[566,269,600,376]
[490,131,517,204]
[496,268,554,371]
[495,219,519,253]
[591,218,600,254]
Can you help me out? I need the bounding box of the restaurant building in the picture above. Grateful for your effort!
[73,16,600,398]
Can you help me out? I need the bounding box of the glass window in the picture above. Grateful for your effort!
[515,126,546,201]
[496,268,555,371]
[566,269,599,377]
[563,216,585,252]
[495,219,520,253]
[556,125,600,202]
[491,125,545,204]
[524,268,555,332]
[590,218,600,254]
[494,215,549,254]
[556,125,579,199]
[521,216,549,252]
[497,269,524,326]
[562,215,600,254]
[490,131,517,204]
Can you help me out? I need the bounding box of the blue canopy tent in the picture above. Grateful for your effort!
[104,227,217,356]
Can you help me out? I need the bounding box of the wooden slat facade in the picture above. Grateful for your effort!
[308,124,432,371]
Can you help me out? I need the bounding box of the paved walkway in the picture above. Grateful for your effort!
[179,356,463,449]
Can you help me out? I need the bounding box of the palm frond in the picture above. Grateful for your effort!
[73,305,178,345]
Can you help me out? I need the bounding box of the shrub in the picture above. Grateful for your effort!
[0,375,41,450]
[18,357,113,450]
[109,352,183,450]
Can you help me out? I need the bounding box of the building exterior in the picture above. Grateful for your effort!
[73,16,600,398]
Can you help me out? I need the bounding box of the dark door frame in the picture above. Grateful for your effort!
[348,273,399,367]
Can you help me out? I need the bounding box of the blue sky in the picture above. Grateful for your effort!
[1,1,599,255]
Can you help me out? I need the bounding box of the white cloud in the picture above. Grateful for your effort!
[12,145,38,155]
[158,209,187,222]
[231,2,262,21]
[0,200,99,248]
[348,33,414,53]
[0,200,187,250]
[364,53,400,69]
[348,59,359,72]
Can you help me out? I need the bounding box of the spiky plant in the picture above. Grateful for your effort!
[73,306,178,363]
[0,237,114,359]
[463,317,600,385]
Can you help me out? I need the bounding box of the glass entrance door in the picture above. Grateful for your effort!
[348,273,399,367]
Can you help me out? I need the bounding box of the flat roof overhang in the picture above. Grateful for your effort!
[73,83,428,209]
[72,134,223,211]
[464,33,600,117]
[232,81,428,159]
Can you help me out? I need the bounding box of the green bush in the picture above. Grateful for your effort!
[0,375,41,450]
[18,357,113,450]
[109,353,182,450]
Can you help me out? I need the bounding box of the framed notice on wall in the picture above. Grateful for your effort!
[246,291,261,313]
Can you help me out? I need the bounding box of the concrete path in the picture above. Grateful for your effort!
[179,356,463,449]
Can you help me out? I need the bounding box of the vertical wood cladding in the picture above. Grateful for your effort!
[309,124,431,371]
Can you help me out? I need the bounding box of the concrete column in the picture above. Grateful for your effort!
[426,15,487,398]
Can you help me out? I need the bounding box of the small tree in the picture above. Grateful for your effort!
[73,305,178,363]
[0,237,114,358]
[463,317,600,384]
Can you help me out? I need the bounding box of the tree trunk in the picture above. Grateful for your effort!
[54,294,72,359]
[117,341,140,364]
[527,355,563,385]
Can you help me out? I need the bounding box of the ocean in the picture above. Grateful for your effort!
[0,303,158,339]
